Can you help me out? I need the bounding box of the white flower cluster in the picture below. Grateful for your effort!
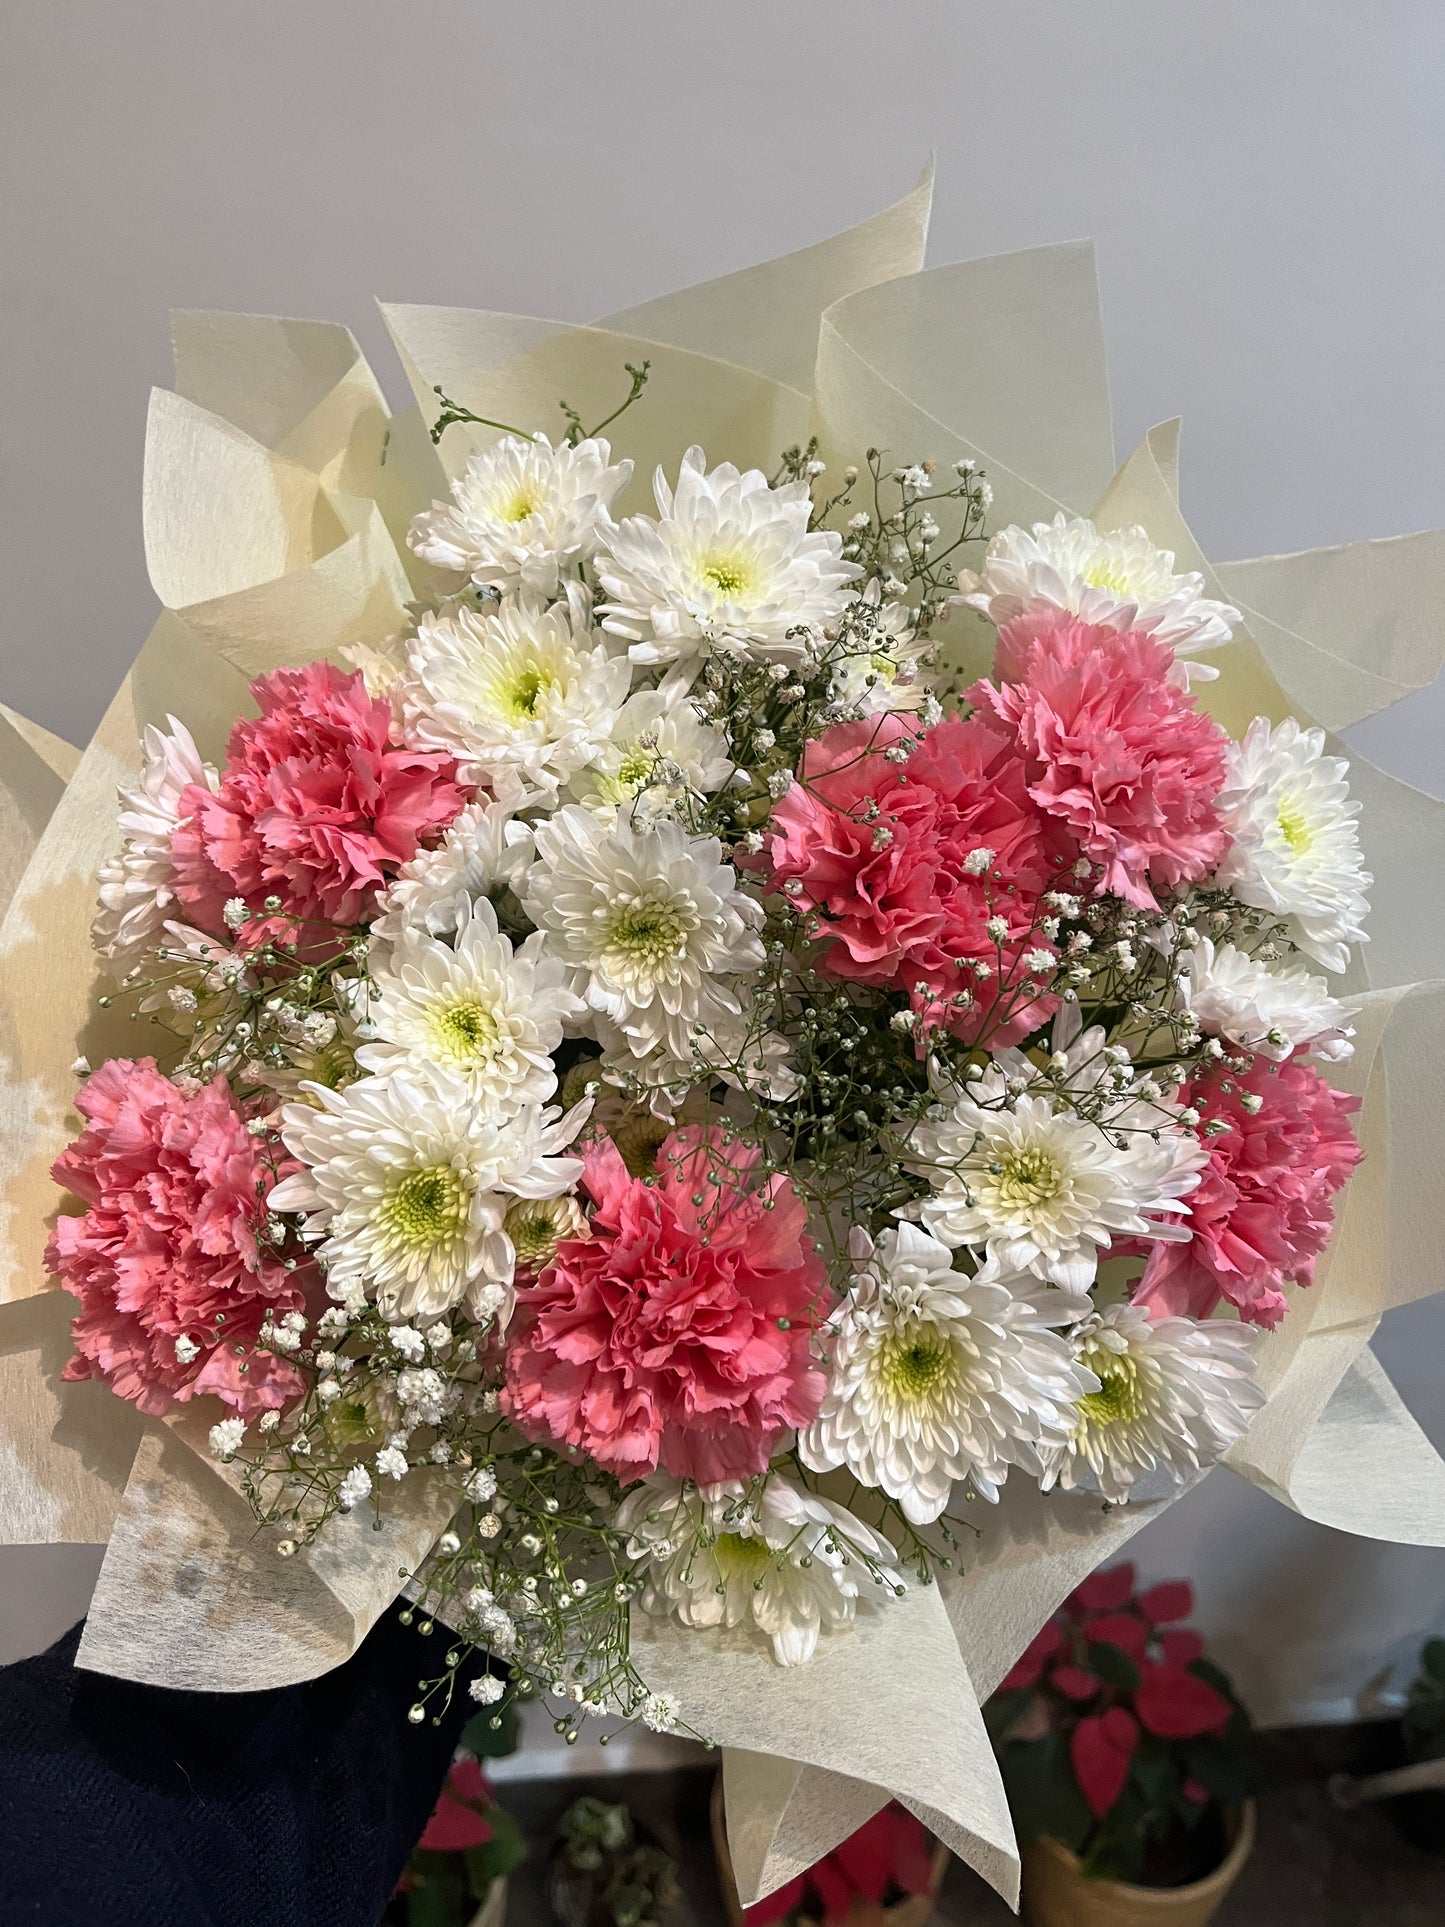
[266,441,853,1327]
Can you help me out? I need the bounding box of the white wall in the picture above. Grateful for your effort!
[2,0,1442,1721]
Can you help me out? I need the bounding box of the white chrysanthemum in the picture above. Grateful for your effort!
[92,718,218,970]
[908,1055,1203,1294]
[1039,1302,1263,1503]
[409,433,632,596]
[596,985,797,1109]
[269,1065,586,1324]
[1177,936,1355,1063]
[596,445,860,668]
[956,514,1238,676]
[827,582,931,717]
[402,588,631,803]
[521,804,764,1067]
[800,1226,1094,1520]
[617,1471,904,1667]
[371,798,535,946]
[1213,716,1372,973]
[568,678,733,821]
[357,899,583,1112]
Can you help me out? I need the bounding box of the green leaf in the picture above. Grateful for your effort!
[1179,1737,1250,1809]
[1188,1657,1242,1712]
[999,1734,1092,1851]
[465,1809,527,1896]
[1127,1735,1176,1812]
[402,1858,468,1927]
[1088,1641,1140,1692]
[983,1688,1035,1743]
[460,1698,519,1759]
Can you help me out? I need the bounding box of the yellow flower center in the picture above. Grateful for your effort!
[1276,795,1313,854]
[506,665,549,720]
[1082,561,1140,595]
[604,897,691,969]
[701,554,751,598]
[429,997,499,1066]
[505,1196,582,1268]
[1077,1353,1146,1429]
[616,745,658,792]
[713,1532,772,1579]
[996,1146,1064,1210]
[879,1327,957,1402]
[382,1164,470,1251]
[499,489,539,524]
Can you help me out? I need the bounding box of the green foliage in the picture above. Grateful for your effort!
[998,1732,1092,1854]
[466,1806,528,1894]
[460,1696,519,1760]
[1404,1636,1445,1764]
[399,1852,470,1927]
[554,1799,681,1927]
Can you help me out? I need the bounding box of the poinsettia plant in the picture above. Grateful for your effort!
[742,1802,937,1926]
[388,1756,526,1927]
[984,1563,1255,1886]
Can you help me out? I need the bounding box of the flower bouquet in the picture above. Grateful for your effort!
[4,171,1445,1912]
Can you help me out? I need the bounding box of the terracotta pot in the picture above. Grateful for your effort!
[710,1775,950,1927]
[1020,1802,1255,1927]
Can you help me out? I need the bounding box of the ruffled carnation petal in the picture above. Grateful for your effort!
[502,1126,829,1482]
[46,1059,306,1419]
[170,661,466,939]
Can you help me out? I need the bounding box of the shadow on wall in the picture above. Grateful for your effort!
[0,1545,104,1665]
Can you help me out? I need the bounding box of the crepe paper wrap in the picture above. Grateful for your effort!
[3,172,1444,1914]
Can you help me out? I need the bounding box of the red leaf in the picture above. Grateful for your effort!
[831,1809,896,1901]
[1052,1664,1103,1702]
[1137,1580,1194,1625]
[810,1857,854,1927]
[1070,1708,1139,1817]
[417,1791,494,1853]
[1159,1628,1205,1666]
[1068,1562,1136,1615]
[416,1759,498,1852]
[888,1810,936,1896]
[744,1877,807,1927]
[999,1620,1065,1691]
[447,1759,493,1807]
[1086,1611,1149,1659]
[1134,1662,1233,1740]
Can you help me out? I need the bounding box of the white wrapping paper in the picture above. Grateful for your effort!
[2,176,1443,1912]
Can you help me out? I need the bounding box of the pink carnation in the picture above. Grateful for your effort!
[973,614,1230,911]
[502,1127,829,1485]
[171,661,466,937]
[46,1058,307,1418]
[758,712,1074,1047]
[1132,1057,1361,1328]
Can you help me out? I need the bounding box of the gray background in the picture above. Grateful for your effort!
[2,0,1442,1727]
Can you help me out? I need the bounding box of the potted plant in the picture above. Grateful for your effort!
[387,1755,526,1927]
[711,1777,950,1927]
[1387,1635,1445,1852]
[548,1796,681,1927]
[985,1564,1256,1927]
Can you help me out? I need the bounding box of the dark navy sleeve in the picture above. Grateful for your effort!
[0,1612,478,1926]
